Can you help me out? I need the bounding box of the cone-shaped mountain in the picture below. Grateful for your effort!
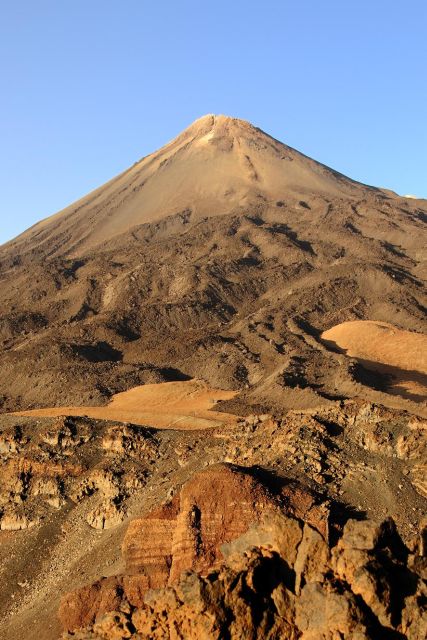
[0,115,425,414]
[4,114,393,257]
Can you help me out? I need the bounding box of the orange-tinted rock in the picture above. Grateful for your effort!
[167,464,279,582]
[122,463,327,585]
[60,513,427,640]
[60,463,328,632]
[122,496,179,589]
[58,576,124,633]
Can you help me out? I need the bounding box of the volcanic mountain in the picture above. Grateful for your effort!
[0,114,426,414]
[1,116,427,640]
[4,114,379,256]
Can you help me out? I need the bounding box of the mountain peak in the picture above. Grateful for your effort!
[5,115,381,256]
[187,113,252,128]
[174,113,258,145]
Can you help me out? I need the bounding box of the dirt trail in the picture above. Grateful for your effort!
[12,380,240,430]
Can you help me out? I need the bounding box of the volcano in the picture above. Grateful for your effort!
[1,115,427,640]
[5,114,375,257]
[0,114,425,414]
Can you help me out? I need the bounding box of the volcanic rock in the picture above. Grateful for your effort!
[59,463,328,632]
[60,506,427,640]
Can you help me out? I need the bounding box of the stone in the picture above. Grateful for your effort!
[295,582,371,639]
[294,523,330,594]
[93,612,133,639]
[58,577,125,633]
[58,466,426,640]
[60,463,328,634]
[86,500,125,530]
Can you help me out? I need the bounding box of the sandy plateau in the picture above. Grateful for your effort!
[0,115,426,639]
[13,380,239,430]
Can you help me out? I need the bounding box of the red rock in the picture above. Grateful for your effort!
[122,463,327,585]
[60,463,328,633]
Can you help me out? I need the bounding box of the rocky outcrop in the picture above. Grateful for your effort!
[59,463,328,632]
[0,416,158,531]
[123,464,327,583]
[61,512,427,640]
[1,402,426,640]
[224,405,427,516]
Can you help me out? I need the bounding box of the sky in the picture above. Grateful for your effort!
[0,0,426,245]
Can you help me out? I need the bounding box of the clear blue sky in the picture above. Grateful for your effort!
[1,1,426,245]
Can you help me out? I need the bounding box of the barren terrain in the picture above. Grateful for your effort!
[0,115,426,416]
[322,320,427,401]
[0,115,426,639]
[13,380,239,430]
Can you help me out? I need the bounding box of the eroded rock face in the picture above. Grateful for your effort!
[59,463,328,633]
[0,416,157,531]
[122,463,327,586]
[226,405,427,514]
[60,512,427,640]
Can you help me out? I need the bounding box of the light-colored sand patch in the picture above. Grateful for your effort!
[12,380,240,430]
[322,320,427,401]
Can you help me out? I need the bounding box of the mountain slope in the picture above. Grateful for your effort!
[4,114,374,258]
[0,115,427,640]
[0,115,426,414]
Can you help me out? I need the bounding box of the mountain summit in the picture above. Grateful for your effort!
[1,116,426,640]
[9,115,375,257]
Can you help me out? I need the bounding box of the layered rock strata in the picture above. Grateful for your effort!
[60,498,427,639]
[59,463,328,632]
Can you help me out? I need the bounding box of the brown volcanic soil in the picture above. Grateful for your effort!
[0,115,426,415]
